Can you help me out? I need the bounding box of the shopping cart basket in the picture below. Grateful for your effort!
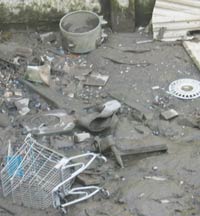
[1,134,106,212]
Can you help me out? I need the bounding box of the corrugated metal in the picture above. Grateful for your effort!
[152,0,200,41]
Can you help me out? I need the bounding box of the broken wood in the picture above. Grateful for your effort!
[20,79,66,108]
[116,135,168,156]
[94,135,124,168]
[183,40,200,71]
[20,79,85,114]
[108,90,153,121]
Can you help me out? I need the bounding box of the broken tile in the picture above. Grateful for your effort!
[74,132,91,143]
[40,32,56,43]
[25,63,51,86]
[22,109,75,136]
[4,90,13,98]
[84,73,109,86]
[160,109,178,120]
[14,89,23,97]
[15,47,33,58]
[15,98,30,116]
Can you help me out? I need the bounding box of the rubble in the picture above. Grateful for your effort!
[0,17,200,216]
[20,79,67,109]
[77,112,119,132]
[40,32,57,43]
[0,113,10,128]
[77,100,120,132]
[15,47,33,58]
[22,109,75,136]
[51,135,74,150]
[108,90,154,121]
[97,100,121,118]
[160,109,178,120]
[14,98,30,116]
[25,63,51,86]
[74,132,91,143]
[116,134,168,156]
[13,89,23,97]
[159,199,170,204]
[146,119,181,138]
[84,73,109,86]
[94,135,124,168]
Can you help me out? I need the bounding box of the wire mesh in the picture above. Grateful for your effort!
[1,134,105,210]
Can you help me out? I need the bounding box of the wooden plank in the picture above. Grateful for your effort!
[116,135,168,156]
[20,79,85,113]
[183,40,200,71]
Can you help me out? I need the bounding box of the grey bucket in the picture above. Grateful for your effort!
[59,10,106,54]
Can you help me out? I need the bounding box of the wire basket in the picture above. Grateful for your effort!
[1,134,106,211]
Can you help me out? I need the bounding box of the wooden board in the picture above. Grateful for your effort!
[116,135,168,156]
[183,40,200,71]
[152,0,200,41]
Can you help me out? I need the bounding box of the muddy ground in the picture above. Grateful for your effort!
[0,29,200,216]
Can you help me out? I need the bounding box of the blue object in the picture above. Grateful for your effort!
[6,156,24,177]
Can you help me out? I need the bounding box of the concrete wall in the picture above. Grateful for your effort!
[135,0,156,26]
[0,0,155,31]
[110,0,135,32]
[0,0,101,23]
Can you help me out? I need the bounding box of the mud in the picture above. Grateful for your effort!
[0,29,200,216]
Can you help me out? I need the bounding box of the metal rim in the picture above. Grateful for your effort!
[59,10,100,36]
[169,78,200,99]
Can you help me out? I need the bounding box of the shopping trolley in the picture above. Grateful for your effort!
[1,134,107,212]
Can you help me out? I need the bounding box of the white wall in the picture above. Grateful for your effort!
[0,0,101,23]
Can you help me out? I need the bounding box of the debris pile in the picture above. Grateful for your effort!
[0,29,172,214]
[0,4,200,216]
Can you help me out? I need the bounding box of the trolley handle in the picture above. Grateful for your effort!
[52,152,106,208]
